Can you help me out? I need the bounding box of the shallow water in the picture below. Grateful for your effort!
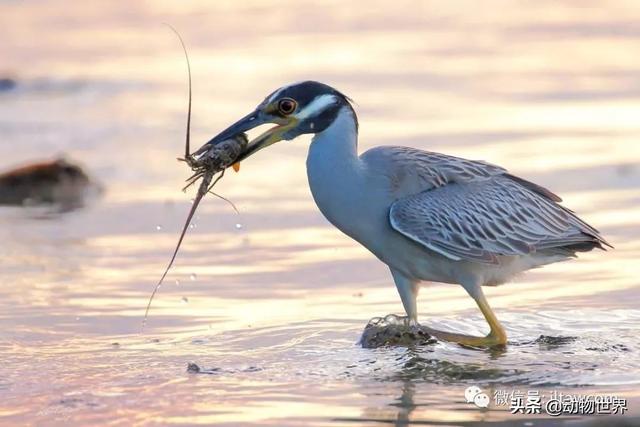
[1,1,640,425]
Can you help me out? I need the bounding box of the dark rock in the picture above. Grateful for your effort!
[0,158,102,209]
[359,314,436,348]
[186,362,221,375]
[186,362,201,373]
[534,335,578,348]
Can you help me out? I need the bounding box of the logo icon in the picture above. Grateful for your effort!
[465,386,490,408]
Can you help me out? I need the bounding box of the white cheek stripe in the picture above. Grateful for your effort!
[296,94,337,120]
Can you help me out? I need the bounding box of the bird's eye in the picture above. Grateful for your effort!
[278,98,297,115]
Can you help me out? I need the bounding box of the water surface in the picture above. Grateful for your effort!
[1,1,639,425]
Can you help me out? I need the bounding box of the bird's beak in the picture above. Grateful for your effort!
[200,109,298,164]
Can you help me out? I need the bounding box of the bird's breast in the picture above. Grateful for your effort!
[306,152,365,233]
[306,149,394,255]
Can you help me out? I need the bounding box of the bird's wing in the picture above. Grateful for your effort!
[361,146,514,196]
[362,145,563,201]
[363,146,606,263]
[389,175,605,264]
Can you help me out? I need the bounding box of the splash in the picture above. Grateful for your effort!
[359,314,436,348]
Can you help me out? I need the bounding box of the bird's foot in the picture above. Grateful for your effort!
[424,327,507,348]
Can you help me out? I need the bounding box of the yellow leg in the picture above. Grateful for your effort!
[425,291,507,347]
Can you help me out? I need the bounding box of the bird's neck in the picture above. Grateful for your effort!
[306,107,364,234]
[309,106,359,167]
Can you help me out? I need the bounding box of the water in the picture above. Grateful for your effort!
[1,0,639,425]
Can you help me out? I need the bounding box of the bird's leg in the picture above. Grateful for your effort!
[390,268,420,323]
[388,269,506,346]
[425,286,507,347]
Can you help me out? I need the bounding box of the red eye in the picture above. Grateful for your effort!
[278,98,297,115]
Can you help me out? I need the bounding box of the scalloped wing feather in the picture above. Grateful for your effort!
[390,176,607,264]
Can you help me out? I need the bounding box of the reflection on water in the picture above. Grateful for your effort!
[1,0,640,425]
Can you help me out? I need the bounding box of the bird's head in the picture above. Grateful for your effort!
[201,81,356,162]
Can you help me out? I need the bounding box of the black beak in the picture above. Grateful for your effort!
[203,109,265,147]
[198,108,297,164]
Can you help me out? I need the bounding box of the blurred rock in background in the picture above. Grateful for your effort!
[0,158,102,210]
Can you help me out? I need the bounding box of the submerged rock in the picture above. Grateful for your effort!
[186,362,201,373]
[0,158,101,209]
[186,362,221,375]
[359,314,436,348]
[534,335,578,348]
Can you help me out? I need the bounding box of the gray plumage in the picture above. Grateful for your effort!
[382,146,609,265]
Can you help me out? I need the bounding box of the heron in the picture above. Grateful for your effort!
[202,81,610,346]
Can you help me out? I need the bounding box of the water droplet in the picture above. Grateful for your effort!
[156,224,162,231]
[75,316,80,321]
[175,279,180,286]
[190,198,195,204]
[235,223,243,230]
[189,223,196,229]
[190,273,197,281]
[181,297,189,304]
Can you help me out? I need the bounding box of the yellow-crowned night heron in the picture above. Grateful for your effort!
[202,81,610,346]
